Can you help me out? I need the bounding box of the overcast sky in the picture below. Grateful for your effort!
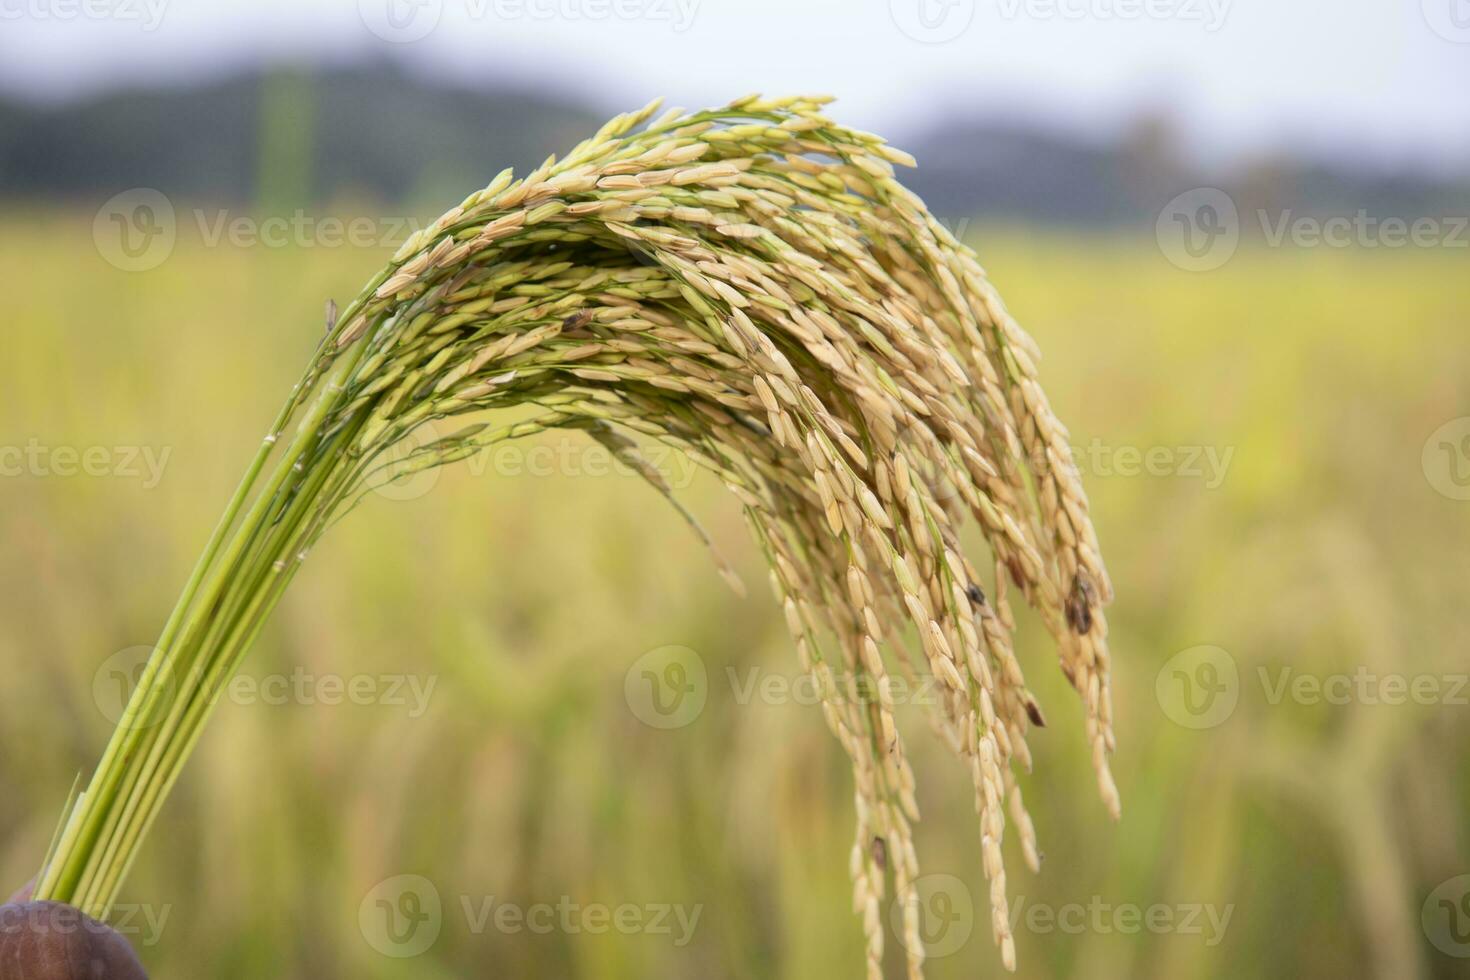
[1,0,1467,172]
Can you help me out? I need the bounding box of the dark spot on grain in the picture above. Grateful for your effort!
[562,310,595,332]
[1024,698,1047,728]
[1005,558,1025,590]
[1066,574,1095,634]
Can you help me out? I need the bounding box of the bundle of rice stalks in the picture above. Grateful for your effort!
[34,95,1116,976]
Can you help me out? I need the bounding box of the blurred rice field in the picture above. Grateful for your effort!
[2,213,1468,979]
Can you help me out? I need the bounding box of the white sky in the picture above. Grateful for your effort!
[1,0,1467,172]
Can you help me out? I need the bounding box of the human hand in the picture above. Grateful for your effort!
[0,881,147,979]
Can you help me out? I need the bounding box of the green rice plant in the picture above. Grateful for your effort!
[32,95,1117,976]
